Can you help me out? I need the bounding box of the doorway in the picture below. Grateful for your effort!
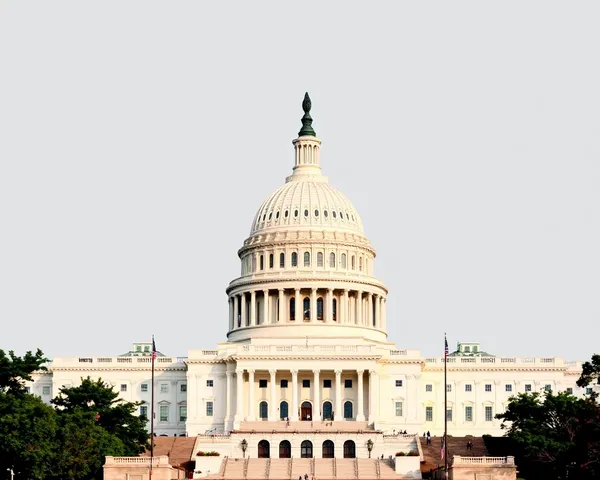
[301,401,312,421]
[279,440,291,458]
[258,440,270,458]
[323,401,333,420]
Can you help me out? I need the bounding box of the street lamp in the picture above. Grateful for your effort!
[366,439,374,459]
[241,439,248,458]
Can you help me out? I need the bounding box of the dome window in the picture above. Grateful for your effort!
[324,210,328,218]
[329,252,336,267]
[351,255,355,270]
[333,298,337,321]
[317,297,324,320]
[304,252,310,267]
[279,253,285,268]
[260,255,264,271]
[289,298,296,321]
[284,210,289,218]
[352,214,355,221]
[317,252,324,267]
[294,210,299,218]
[314,209,319,217]
[341,253,347,269]
[276,211,280,220]
[304,209,309,217]
[332,211,337,219]
[268,212,272,220]
[359,257,363,271]
[262,214,266,221]
[303,297,310,321]
[291,252,298,267]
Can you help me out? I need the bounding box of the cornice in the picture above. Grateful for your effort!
[226,276,388,295]
[422,366,568,373]
[238,237,376,257]
[232,354,382,362]
[51,366,187,373]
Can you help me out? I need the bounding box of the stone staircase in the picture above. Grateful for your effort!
[418,435,488,474]
[268,458,289,479]
[378,459,398,478]
[314,458,335,479]
[222,457,246,479]
[335,458,356,479]
[246,458,268,479]
[356,459,378,479]
[290,458,312,479]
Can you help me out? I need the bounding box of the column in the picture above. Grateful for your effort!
[357,370,365,421]
[233,296,239,329]
[263,289,270,324]
[248,369,256,420]
[343,289,349,324]
[356,291,363,326]
[382,298,387,330]
[335,370,342,420]
[310,288,317,322]
[291,369,299,421]
[225,370,233,429]
[228,297,233,330]
[295,289,301,322]
[313,370,320,420]
[369,370,378,424]
[375,295,381,329]
[235,368,244,424]
[326,289,333,322]
[240,293,247,327]
[250,291,256,326]
[278,289,285,322]
[367,293,373,327]
[269,370,277,421]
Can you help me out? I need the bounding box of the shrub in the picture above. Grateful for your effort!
[407,450,419,456]
[196,451,220,456]
[396,452,406,456]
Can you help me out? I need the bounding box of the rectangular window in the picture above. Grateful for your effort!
[446,408,453,422]
[179,405,187,422]
[465,384,472,392]
[141,383,148,393]
[426,384,433,392]
[395,401,403,417]
[545,384,552,392]
[485,406,493,421]
[206,402,214,417]
[425,406,433,422]
[485,384,492,392]
[121,384,127,392]
[465,406,473,422]
[395,380,403,387]
[159,405,169,422]
[280,253,285,268]
[586,387,593,395]
[259,379,267,388]
[566,387,573,395]
[140,405,148,417]
[344,379,352,388]
[180,384,187,393]
[505,384,512,392]
[42,386,51,396]
[525,384,532,392]
[446,384,452,393]
[280,380,288,388]
[302,379,310,388]
[323,379,332,388]
[206,380,213,387]
[269,253,274,269]
[160,384,168,394]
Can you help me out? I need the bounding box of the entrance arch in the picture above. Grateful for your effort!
[279,440,291,458]
[323,401,333,420]
[322,440,335,458]
[258,440,270,458]
[343,440,356,458]
[280,401,289,420]
[301,401,312,421]
[301,440,313,458]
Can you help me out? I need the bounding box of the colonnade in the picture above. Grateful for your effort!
[227,368,378,426]
[228,288,386,331]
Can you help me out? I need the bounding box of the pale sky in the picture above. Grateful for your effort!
[1,2,599,361]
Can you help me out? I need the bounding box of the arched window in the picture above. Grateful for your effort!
[303,297,310,321]
[329,252,336,267]
[290,298,296,321]
[259,401,268,420]
[260,255,264,271]
[317,252,324,267]
[279,440,291,458]
[323,401,333,420]
[317,297,324,320]
[351,255,355,270]
[269,253,274,269]
[304,251,310,267]
[301,401,312,421]
[280,252,285,268]
[252,255,257,272]
[322,440,335,458]
[344,401,353,419]
[333,299,337,322]
[258,440,270,458]
[291,252,298,267]
[280,401,289,420]
[301,440,313,458]
[341,253,346,268]
[359,257,363,271]
[343,440,356,458]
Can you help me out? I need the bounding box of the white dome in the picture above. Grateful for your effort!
[250,180,364,236]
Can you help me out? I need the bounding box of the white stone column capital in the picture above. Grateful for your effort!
[291,369,299,376]
[312,369,321,375]
[269,369,277,376]
[357,369,365,376]
[335,369,343,376]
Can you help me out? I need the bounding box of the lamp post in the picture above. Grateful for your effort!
[241,439,248,458]
[366,439,373,459]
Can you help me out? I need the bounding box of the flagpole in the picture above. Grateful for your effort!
[444,333,448,479]
[150,335,156,480]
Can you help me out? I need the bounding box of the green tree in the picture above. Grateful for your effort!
[0,348,47,394]
[577,353,600,392]
[497,390,600,479]
[52,377,149,455]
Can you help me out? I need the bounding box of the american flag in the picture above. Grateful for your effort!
[441,435,445,460]
[152,336,157,360]
[444,335,449,358]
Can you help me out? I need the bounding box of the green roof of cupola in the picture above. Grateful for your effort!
[298,92,316,137]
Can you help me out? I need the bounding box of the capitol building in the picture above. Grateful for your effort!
[29,95,594,475]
